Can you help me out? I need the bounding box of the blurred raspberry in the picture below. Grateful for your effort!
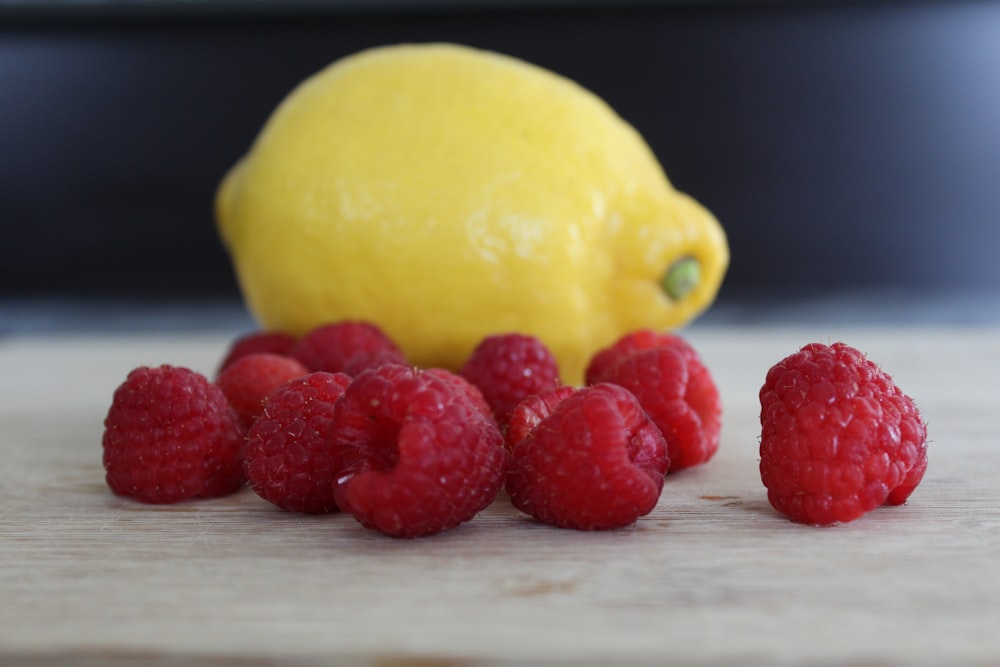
[459,333,561,427]
[585,329,686,386]
[216,352,309,430]
[290,321,407,376]
[218,330,298,374]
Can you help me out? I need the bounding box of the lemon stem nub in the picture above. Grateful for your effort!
[662,256,701,301]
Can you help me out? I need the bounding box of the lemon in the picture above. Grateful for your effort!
[216,43,728,386]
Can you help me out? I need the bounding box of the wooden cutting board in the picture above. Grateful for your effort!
[2,325,998,666]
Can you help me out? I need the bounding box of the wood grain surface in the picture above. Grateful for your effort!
[2,325,998,666]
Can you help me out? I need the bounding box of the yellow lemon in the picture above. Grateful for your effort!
[216,43,728,386]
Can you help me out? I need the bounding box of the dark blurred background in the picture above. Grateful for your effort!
[2,0,999,329]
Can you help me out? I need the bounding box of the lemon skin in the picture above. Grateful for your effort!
[216,43,728,386]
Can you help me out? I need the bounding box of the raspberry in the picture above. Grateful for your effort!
[244,371,353,513]
[505,385,577,452]
[290,321,407,376]
[586,329,691,385]
[329,364,507,538]
[459,333,561,426]
[588,333,722,471]
[218,330,298,373]
[102,365,245,504]
[216,352,309,430]
[506,383,669,531]
[759,342,928,526]
[423,367,495,421]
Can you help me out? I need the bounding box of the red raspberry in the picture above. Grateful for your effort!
[459,333,561,426]
[329,364,507,538]
[588,334,721,471]
[504,385,577,452]
[505,383,669,531]
[585,329,676,384]
[423,367,495,421]
[218,330,298,373]
[759,342,928,526]
[290,321,407,376]
[102,365,245,504]
[244,371,353,513]
[216,352,309,430]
